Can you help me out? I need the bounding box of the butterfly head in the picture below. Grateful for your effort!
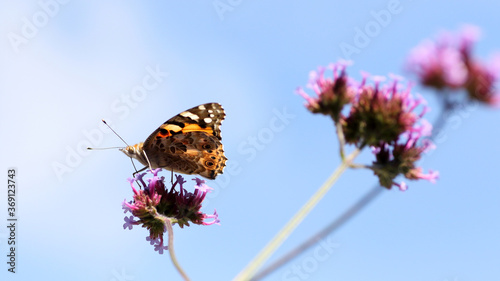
[120,142,148,166]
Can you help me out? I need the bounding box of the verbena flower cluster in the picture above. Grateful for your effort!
[406,24,500,106]
[297,62,438,190]
[122,168,219,254]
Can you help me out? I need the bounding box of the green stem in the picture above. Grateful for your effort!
[165,218,191,281]
[349,163,369,169]
[335,121,346,160]
[232,148,362,281]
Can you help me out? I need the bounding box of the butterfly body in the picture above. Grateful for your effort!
[120,103,227,179]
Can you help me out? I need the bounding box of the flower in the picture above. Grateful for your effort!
[371,131,439,190]
[298,62,437,190]
[343,77,427,147]
[406,24,500,106]
[123,169,219,254]
[406,36,467,89]
[296,61,355,121]
[462,54,500,106]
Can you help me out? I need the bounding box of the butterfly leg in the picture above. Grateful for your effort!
[128,151,154,189]
[132,166,148,189]
[132,166,148,177]
[170,169,174,184]
[142,150,153,171]
[129,157,139,174]
[128,157,146,189]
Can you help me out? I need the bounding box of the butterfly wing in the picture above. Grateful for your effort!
[142,103,227,179]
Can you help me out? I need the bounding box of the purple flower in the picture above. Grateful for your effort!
[343,77,427,147]
[123,216,137,230]
[154,240,169,255]
[458,24,481,54]
[202,210,221,226]
[462,54,500,106]
[122,199,132,214]
[145,236,157,245]
[406,37,467,89]
[407,24,500,106]
[394,181,408,192]
[298,62,437,190]
[371,129,438,190]
[193,177,214,194]
[123,169,218,254]
[296,61,355,121]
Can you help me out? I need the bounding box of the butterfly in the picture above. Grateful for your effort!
[120,103,227,179]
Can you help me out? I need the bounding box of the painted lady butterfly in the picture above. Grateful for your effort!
[120,103,227,179]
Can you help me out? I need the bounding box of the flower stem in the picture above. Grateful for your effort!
[251,185,384,281]
[249,98,458,279]
[233,148,362,281]
[335,121,346,160]
[349,163,369,169]
[165,219,191,281]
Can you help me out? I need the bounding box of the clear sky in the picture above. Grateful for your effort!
[1,1,500,281]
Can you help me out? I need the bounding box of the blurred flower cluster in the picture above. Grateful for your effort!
[297,62,437,190]
[122,168,219,254]
[406,25,500,106]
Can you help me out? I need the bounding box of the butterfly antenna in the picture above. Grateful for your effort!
[102,119,130,147]
[87,147,122,150]
[130,157,139,174]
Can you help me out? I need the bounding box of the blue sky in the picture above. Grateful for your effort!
[1,1,500,280]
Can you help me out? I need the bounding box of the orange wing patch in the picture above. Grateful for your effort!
[156,124,214,138]
[180,124,214,135]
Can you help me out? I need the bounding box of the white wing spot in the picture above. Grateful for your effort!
[180,111,199,120]
[204,117,212,123]
[209,113,215,118]
[198,105,206,110]
[166,124,182,132]
[208,109,213,113]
